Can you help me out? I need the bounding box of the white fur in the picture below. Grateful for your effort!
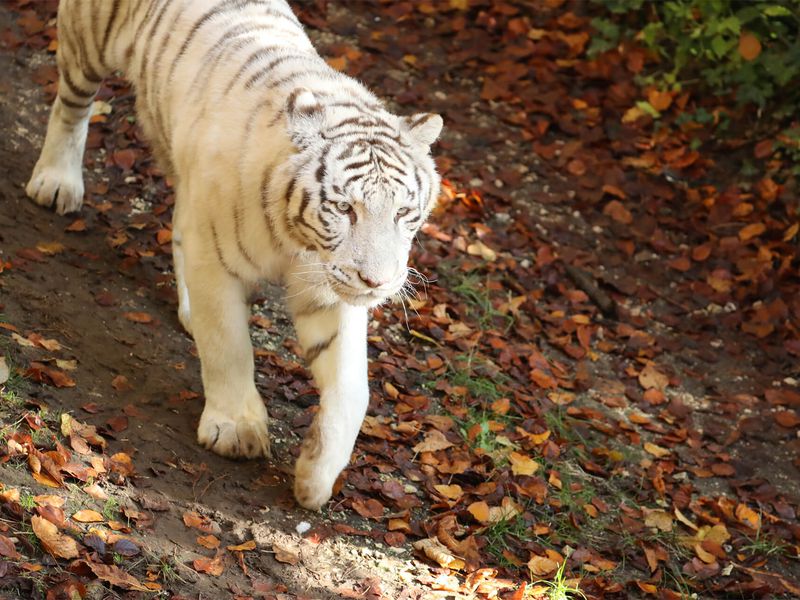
[26,0,441,510]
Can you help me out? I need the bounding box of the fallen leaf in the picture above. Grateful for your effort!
[413,429,454,453]
[193,553,225,576]
[123,312,153,324]
[31,515,79,559]
[0,357,8,385]
[272,542,300,565]
[509,452,540,476]
[434,484,463,500]
[412,538,465,570]
[197,535,220,549]
[638,364,668,391]
[72,509,104,523]
[227,540,256,552]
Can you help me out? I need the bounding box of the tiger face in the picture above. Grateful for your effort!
[285,90,442,307]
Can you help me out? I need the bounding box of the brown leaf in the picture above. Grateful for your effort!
[412,538,465,570]
[351,498,384,520]
[433,484,463,500]
[31,515,79,559]
[65,219,87,232]
[72,509,104,523]
[0,535,20,559]
[111,375,132,391]
[193,553,225,576]
[509,452,539,476]
[197,535,220,549]
[122,312,153,324]
[82,560,149,590]
[412,429,453,453]
[638,364,668,391]
[775,410,800,428]
[183,511,221,535]
[226,540,256,552]
[735,503,761,530]
[112,149,137,171]
[272,542,300,565]
[739,32,761,61]
[602,199,633,224]
[527,555,559,577]
[467,501,490,524]
[739,222,766,242]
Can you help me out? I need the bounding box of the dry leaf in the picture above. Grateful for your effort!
[227,540,256,552]
[509,452,539,476]
[197,535,220,549]
[72,509,104,523]
[413,537,465,570]
[31,515,79,559]
[433,484,463,500]
[193,553,225,576]
[272,542,300,565]
[413,429,454,453]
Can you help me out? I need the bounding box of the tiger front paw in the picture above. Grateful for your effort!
[197,402,270,459]
[26,162,85,215]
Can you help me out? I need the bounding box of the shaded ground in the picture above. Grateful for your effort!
[1,1,799,599]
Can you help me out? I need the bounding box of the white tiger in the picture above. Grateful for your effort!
[26,0,442,510]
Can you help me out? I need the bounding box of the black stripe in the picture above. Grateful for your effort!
[62,69,95,99]
[233,202,260,270]
[343,159,373,172]
[305,333,337,364]
[210,223,240,280]
[59,95,93,110]
[224,44,283,93]
[342,171,369,190]
[101,0,122,55]
[245,54,311,89]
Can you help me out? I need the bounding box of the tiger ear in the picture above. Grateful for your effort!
[401,113,443,146]
[285,88,325,149]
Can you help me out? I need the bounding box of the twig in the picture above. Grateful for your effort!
[563,264,618,318]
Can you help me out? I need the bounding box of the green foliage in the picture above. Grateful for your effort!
[590,0,800,113]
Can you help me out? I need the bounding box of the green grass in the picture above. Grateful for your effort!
[451,272,515,331]
[528,559,586,600]
[740,528,790,558]
[484,512,534,565]
[103,497,121,521]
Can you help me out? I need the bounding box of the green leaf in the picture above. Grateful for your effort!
[763,5,793,17]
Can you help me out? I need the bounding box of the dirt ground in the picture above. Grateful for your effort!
[1,1,799,599]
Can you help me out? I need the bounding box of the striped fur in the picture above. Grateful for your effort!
[25,0,442,510]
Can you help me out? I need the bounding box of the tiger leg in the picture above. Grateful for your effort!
[288,293,369,510]
[172,204,192,334]
[26,4,107,214]
[183,228,270,459]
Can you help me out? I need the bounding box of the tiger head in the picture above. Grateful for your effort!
[282,89,442,307]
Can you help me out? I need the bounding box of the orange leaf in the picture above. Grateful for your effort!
[509,452,540,476]
[739,222,766,241]
[31,515,79,559]
[226,540,256,552]
[467,501,490,524]
[647,89,672,112]
[123,312,153,324]
[433,484,463,500]
[735,503,761,530]
[72,509,104,523]
[193,554,225,576]
[739,32,761,61]
[197,535,220,549]
[602,200,632,224]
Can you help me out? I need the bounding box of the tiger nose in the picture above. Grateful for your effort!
[358,272,387,289]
